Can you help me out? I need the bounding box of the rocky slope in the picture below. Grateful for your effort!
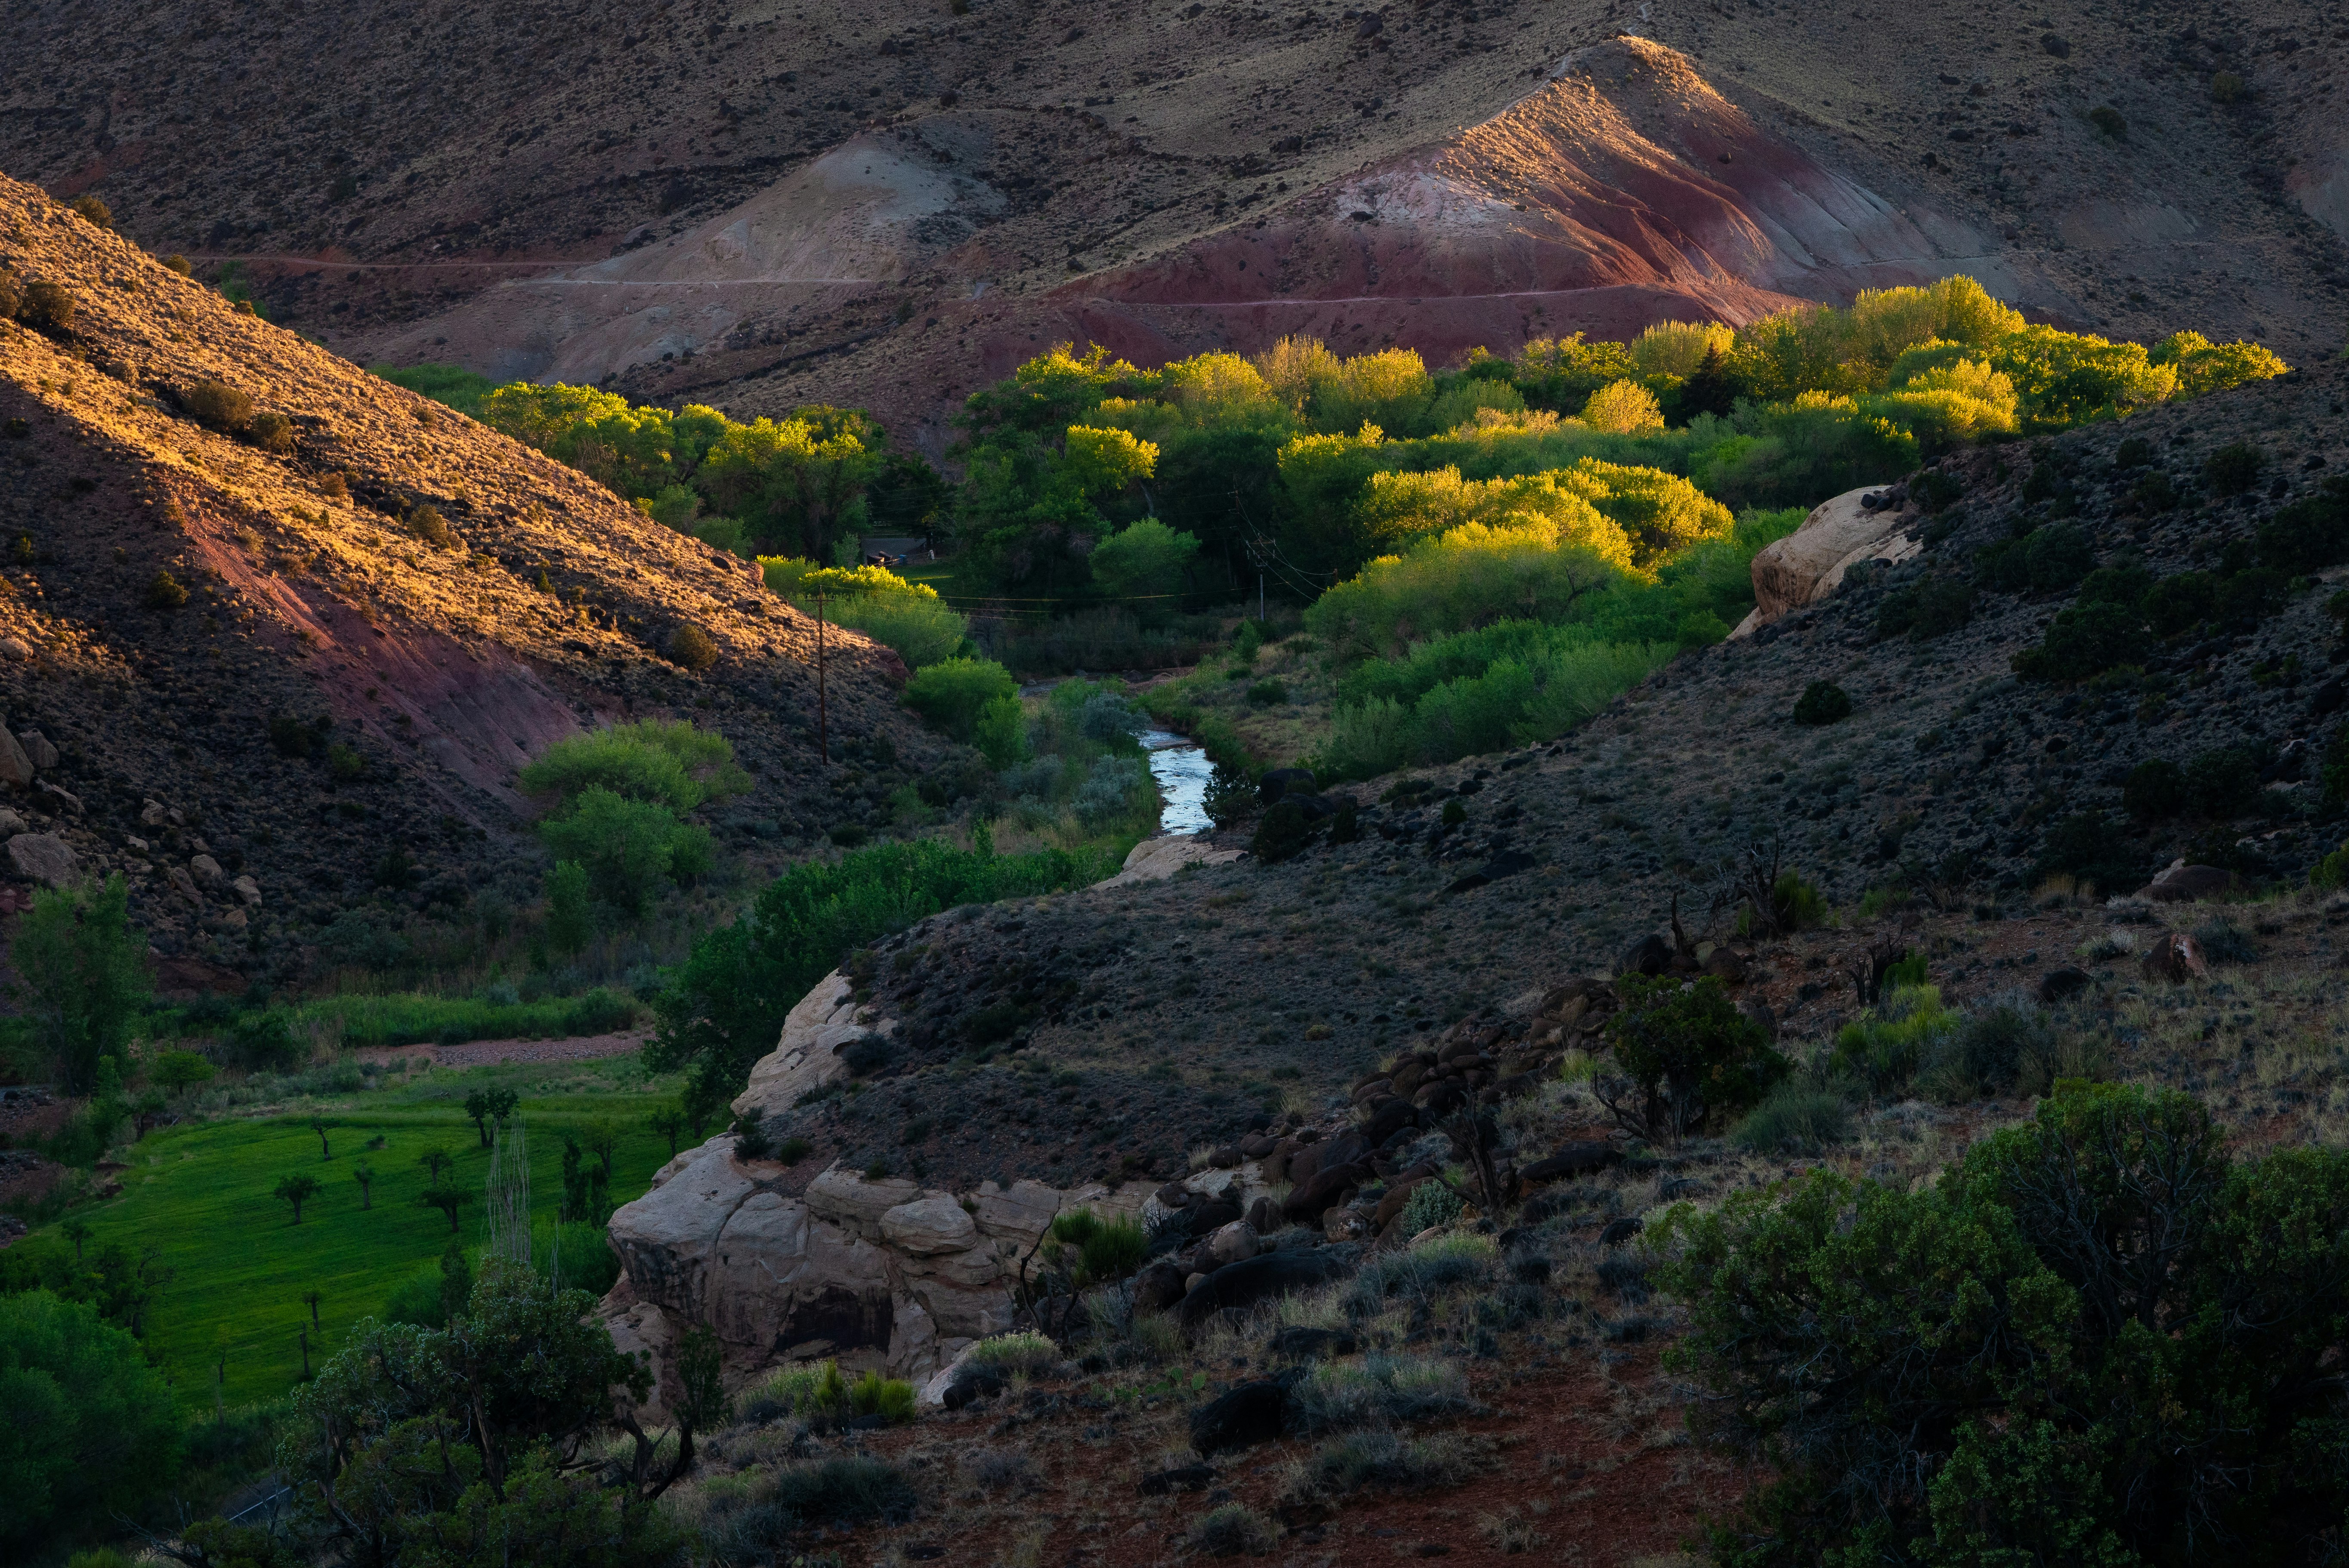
[757,358,2349,1127]
[0,174,939,981]
[5,6,2343,448]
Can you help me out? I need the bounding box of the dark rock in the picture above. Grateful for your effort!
[1481,848,1539,880]
[1618,932,1672,977]
[1520,1141,1621,1185]
[1282,1161,1368,1223]
[2037,966,2092,1003]
[1321,1129,1372,1169]
[1187,1198,1245,1236]
[1598,1216,1645,1247]
[1442,870,1491,895]
[1703,946,1749,982]
[2142,931,2209,984]
[1361,1095,1417,1145]
[1267,1325,1358,1360]
[1134,1259,1189,1311]
[1737,997,1779,1040]
[1245,1194,1283,1234]
[939,1364,1007,1410]
[1258,767,1316,806]
[1138,1462,1218,1495]
[1178,1249,1355,1328]
[1190,1378,1291,1454]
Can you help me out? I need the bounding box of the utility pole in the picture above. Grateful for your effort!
[816,586,829,765]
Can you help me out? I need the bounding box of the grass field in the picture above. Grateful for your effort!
[33,1050,684,1410]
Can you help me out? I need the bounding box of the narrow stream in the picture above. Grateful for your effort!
[1141,729,1214,836]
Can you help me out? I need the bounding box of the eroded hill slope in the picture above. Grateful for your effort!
[0,176,933,979]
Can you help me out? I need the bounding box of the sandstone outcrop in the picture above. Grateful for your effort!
[729,970,892,1120]
[1734,486,1924,636]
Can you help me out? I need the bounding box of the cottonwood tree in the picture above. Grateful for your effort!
[647,1104,685,1157]
[351,1161,374,1210]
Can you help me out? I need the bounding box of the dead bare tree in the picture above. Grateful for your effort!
[1845,933,1910,1006]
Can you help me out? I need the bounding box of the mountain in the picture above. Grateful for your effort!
[0,173,934,984]
[4,4,2342,452]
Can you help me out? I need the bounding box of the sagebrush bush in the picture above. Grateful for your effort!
[1346,1235,1498,1315]
[409,504,456,549]
[184,379,252,432]
[1287,1354,1480,1434]
[1185,1503,1279,1556]
[145,570,189,610]
[1279,1430,1480,1504]
[1733,1078,1852,1153]
[1919,992,2061,1100]
[1830,984,1957,1096]
[247,410,296,454]
[19,279,75,333]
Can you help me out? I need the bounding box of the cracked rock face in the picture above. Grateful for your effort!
[608,1134,1174,1382]
[613,966,1275,1383]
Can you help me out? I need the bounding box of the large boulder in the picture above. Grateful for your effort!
[1101,836,1246,887]
[0,726,33,786]
[1177,1247,1354,1327]
[1282,1161,1368,1224]
[1190,1377,1293,1455]
[881,1195,979,1256]
[2139,863,2241,904]
[6,833,80,889]
[1734,486,1923,636]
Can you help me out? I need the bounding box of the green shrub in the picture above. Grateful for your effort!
[2204,441,2263,496]
[2256,478,2349,574]
[1185,1503,1280,1556]
[145,569,189,610]
[1399,1179,1466,1234]
[520,719,748,812]
[1599,975,1788,1141]
[1876,574,1974,641]
[2310,843,2349,891]
[67,194,112,228]
[1252,798,1322,863]
[544,861,592,954]
[668,622,720,671]
[1088,516,1202,609]
[2210,69,2249,102]
[181,377,253,433]
[2022,522,2092,594]
[409,505,456,550]
[1921,993,2064,1100]
[2032,811,2142,895]
[2087,104,2126,139]
[2122,758,2187,818]
[1046,1207,1150,1283]
[972,694,1028,769]
[1246,678,1289,706]
[903,657,1017,741]
[1733,1078,1852,1153]
[2142,571,2216,636]
[1278,1431,1478,1506]
[19,280,74,333]
[967,1331,1060,1374]
[247,410,297,454]
[1791,680,1851,725]
[2185,747,2259,818]
[1830,984,1957,1096]
[2012,600,2148,680]
[849,1369,917,1423]
[1654,1082,2349,1568]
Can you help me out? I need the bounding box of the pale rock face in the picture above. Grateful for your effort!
[805,1168,924,1236]
[607,972,1197,1383]
[1735,487,1923,635]
[730,969,895,1120]
[1204,1219,1261,1270]
[190,853,225,883]
[231,875,263,906]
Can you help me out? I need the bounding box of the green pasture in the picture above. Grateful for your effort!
[39,1052,682,1410]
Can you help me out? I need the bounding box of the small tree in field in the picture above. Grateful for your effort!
[151,1048,217,1096]
[417,1182,472,1233]
[274,1171,321,1223]
[418,1147,454,1182]
[310,1113,333,1160]
[352,1161,374,1210]
[649,1105,685,1157]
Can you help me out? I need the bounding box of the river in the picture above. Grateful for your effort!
[1141,729,1214,836]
